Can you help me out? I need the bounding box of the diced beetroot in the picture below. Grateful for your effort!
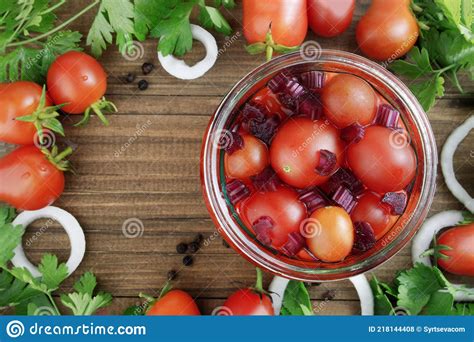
[300,71,325,89]
[251,167,281,192]
[278,92,298,111]
[252,216,274,246]
[332,185,356,213]
[226,179,250,206]
[376,104,400,128]
[340,123,365,144]
[298,188,327,214]
[241,102,267,123]
[284,79,307,99]
[268,73,290,93]
[281,232,306,256]
[381,191,407,215]
[222,131,244,155]
[324,168,365,196]
[353,221,376,252]
[299,95,323,120]
[315,149,337,176]
[248,115,281,144]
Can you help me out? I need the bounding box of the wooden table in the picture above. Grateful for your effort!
[16,1,474,315]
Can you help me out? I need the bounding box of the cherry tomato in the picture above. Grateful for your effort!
[146,290,200,316]
[308,0,355,37]
[243,0,307,59]
[225,134,269,180]
[0,146,65,210]
[0,81,54,145]
[306,206,354,262]
[321,74,377,128]
[223,288,274,315]
[252,87,291,119]
[47,51,115,125]
[351,192,392,240]
[239,186,307,248]
[356,0,419,61]
[437,223,474,276]
[270,117,344,188]
[347,126,416,193]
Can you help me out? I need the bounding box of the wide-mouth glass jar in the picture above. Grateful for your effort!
[200,50,437,281]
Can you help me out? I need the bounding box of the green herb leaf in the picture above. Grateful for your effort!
[198,4,232,35]
[370,275,395,315]
[280,281,313,316]
[73,272,97,296]
[38,254,69,291]
[61,291,112,315]
[0,270,41,308]
[408,74,445,112]
[0,223,24,267]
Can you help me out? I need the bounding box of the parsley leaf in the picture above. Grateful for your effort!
[86,0,135,57]
[198,2,232,35]
[38,254,69,291]
[0,214,24,267]
[280,281,313,315]
[73,271,97,296]
[0,270,41,308]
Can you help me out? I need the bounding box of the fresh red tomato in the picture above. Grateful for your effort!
[356,0,419,61]
[47,51,116,125]
[437,223,474,276]
[146,289,201,316]
[307,0,355,37]
[0,81,57,145]
[347,126,416,193]
[321,74,377,128]
[225,134,269,180]
[306,206,354,262]
[270,117,344,188]
[252,87,291,119]
[222,269,274,315]
[0,146,68,210]
[239,186,307,248]
[351,192,393,240]
[243,0,307,60]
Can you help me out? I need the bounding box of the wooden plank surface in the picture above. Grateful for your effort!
[3,0,473,315]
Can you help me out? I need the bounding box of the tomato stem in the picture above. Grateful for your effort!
[6,0,100,48]
[254,268,264,293]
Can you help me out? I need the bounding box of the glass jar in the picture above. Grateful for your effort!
[200,50,437,281]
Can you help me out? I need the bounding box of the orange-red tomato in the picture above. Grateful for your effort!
[47,51,107,114]
[225,134,269,179]
[243,0,307,47]
[146,290,200,316]
[321,74,377,128]
[223,288,274,315]
[356,0,419,61]
[0,146,65,210]
[306,206,354,262]
[347,126,416,193]
[308,0,355,37]
[252,87,291,119]
[270,117,344,188]
[351,192,392,240]
[0,81,53,145]
[437,223,474,276]
[239,186,307,248]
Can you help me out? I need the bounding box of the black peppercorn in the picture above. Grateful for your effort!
[194,233,204,244]
[188,242,199,254]
[222,239,230,248]
[141,62,154,75]
[138,79,148,90]
[183,255,193,266]
[167,269,178,281]
[125,73,135,83]
[176,243,188,254]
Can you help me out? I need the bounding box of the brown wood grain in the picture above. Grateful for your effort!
[3,0,473,316]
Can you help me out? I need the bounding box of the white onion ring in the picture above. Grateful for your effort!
[158,24,218,80]
[441,115,474,213]
[269,275,374,315]
[412,210,474,302]
[11,206,86,278]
